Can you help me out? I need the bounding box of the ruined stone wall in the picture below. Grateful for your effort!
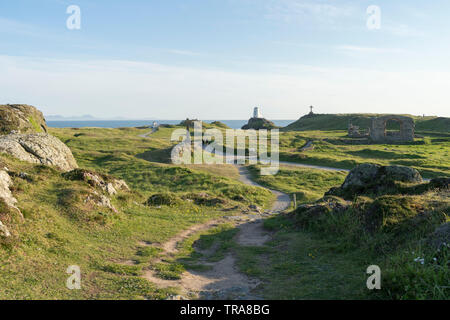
[370,115,415,143]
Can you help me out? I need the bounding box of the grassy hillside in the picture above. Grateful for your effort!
[0,121,448,300]
[282,114,449,133]
[0,126,273,299]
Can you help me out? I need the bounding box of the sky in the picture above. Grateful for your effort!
[0,0,449,119]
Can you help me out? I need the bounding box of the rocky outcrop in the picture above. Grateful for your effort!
[85,191,118,213]
[0,220,10,237]
[0,169,20,237]
[62,168,130,214]
[343,164,422,188]
[327,164,422,199]
[0,104,48,135]
[241,118,277,130]
[63,169,130,195]
[0,133,78,172]
[0,170,19,210]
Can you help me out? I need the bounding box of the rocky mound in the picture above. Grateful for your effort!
[291,164,449,249]
[0,104,48,135]
[0,133,78,172]
[326,164,422,199]
[63,168,130,195]
[61,169,131,215]
[241,118,277,130]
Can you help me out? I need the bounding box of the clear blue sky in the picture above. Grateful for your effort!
[1,0,449,119]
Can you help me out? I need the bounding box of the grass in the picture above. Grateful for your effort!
[282,113,450,133]
[247,164,347,203]
[0,120,448,299]
[278,130,450,178]
[236,215,368,299]
[50,126,273,208]
[230,187,449,299]
[147,223,240,281]
[0,124,272,299]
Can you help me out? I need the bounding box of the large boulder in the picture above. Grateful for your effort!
[378,166,422,183]
[0,104,48,135]
[327,164,422,199]
[0,133,78,172]
[341,163,380,189]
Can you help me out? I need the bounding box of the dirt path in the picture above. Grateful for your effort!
[138,127,159,138]
[141,165,290,300]
[236,165,291,213]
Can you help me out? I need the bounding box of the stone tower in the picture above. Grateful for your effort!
[253,107,262,119]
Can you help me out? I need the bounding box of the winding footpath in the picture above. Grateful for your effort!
[138,127,159,138]
[137,139,346,299]
[141,165,291,300]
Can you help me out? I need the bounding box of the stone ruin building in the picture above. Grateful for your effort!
[370,115,415,143]
[347,115,415,143]
[348,122,369,138]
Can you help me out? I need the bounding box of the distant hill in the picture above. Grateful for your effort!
[282,114,449,133]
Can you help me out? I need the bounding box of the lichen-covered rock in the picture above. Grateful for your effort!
[342,164,422,189]
[327,164,423,199]
[0,104,48,135]
[0,170,18,209]
[112,179,130,192]
[0,133,78,172]
[0,220,10,237]
[63,168,129,194]
[341,163,380,189]
[85,192,118,213]
[377,166,422,184]
[105,183,117,195]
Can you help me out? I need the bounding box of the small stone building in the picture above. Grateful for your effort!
[370,115,415,143]
[348,122,369,138]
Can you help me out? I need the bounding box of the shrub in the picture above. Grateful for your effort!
[182,192,226,206]
[145,192,182,206]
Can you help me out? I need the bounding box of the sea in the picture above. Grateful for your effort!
[47,120,296,130]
